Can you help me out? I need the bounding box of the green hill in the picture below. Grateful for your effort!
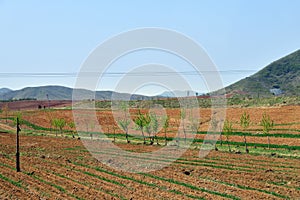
[224,49,300,97]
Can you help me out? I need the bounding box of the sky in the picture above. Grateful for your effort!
[0,0,299,95]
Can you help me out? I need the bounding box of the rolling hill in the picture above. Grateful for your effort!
[0,86,153,101]
[223,49,300,97]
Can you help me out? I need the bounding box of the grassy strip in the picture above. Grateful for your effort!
[83,171,126,187]
[0,161,81,200]
[29,174,84,200]
[0,173,24,189]
[43,160,131,191]
[71,144,298,172]
[47,170,126,200]
[82,147,254,172]
[30,175,66,193]
[72,161,206,199]
[195,131,300,138]
[140,172,241,200]
[80,145,298,173]
[267,181,300,191]
[200,176,290,199]
[5,117,53,132]
[102,132,300,150]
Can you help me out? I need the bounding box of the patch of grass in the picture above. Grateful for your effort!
[141,172,241,200]
[200,176,290,199]
[0,173,24,189]
[84,148,254,172]
[32,175,66,193]
[83,170,126,187]
[71,161,205,199]
[47,170,125,199]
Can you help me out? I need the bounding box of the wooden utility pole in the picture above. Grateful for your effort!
[46,94,50,108]
[16,117,21,172]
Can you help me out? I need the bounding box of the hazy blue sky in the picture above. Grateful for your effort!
[0,0,299,95]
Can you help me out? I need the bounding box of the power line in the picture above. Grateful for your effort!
[0,70,256,78]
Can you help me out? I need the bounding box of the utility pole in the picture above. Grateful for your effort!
[46,94,50,108]
[16,117,21,172]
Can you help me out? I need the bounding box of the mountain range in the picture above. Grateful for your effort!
[0,49,299,100]
[0,86,153,101]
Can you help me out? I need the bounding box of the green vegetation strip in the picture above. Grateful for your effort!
[200,176,290,199]
[73,147,254,172]
[0,173,24,189]
[44,159,202,199]
[267,181,300,191]
[140,173,241,200]
[0,161,83,200]
[102,132,300,150]
[46,169,126,200]
[195,131,300,138]
[41,160,130,190]
[85,145,293,172]
[73,161,239,199]
[30,174,84,200]
[71,161,205,199]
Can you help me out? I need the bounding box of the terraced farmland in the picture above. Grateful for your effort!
[0,105,299,199]
[0,131,299,199]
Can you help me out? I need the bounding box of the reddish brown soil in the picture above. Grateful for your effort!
[0,133,299,199]
[0,100,72,111]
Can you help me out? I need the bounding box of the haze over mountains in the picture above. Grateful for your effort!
[0,49,299,100]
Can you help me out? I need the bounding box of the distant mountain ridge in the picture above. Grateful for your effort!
[160,90,199,98]
[0,88,12,96]
[223,49,300,97]
[0,86,154,101]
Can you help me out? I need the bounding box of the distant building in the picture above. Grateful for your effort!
[270,88,283,96]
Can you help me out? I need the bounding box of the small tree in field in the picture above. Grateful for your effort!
[117,101,131,143]
[162,115,169,146]
[240,111,251,153]
[189,117,199,135]
[260,113,274,149]
[58,119,66,137]
[112,125,116,143]
[13,112,23,126]
[52,119,58,137]
[89,122,95,140]
[145,113,159,145]
[118,118,130,143]
[143,113,152,142]
[134,110,147,144]
[223,120,233,152]
[53,118,66,137]
[211,117,222,149]
[45,109,54,134]
[68,121,76,138]
[180,108,187,145]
